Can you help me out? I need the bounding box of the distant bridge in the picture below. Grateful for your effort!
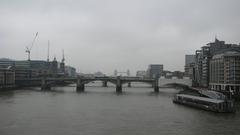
[16,76,159,93]
[15,76,192,93]
[158,78,192,88]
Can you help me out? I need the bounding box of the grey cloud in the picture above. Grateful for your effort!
[0,0,240,74]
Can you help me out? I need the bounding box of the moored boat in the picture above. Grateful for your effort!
[173,94,235,113]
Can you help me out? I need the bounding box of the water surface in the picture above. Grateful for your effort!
[0,83,239,135]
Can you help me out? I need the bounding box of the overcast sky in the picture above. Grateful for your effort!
[0,0,240,75]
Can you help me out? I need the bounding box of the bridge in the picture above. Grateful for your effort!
[158,78,192,88]
[16,76,159,93]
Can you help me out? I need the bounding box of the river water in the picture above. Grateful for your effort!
[0,82,240,135]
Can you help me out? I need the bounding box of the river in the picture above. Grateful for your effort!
[0,82,240,135]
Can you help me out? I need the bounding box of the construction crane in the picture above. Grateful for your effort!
[25,32,38,61]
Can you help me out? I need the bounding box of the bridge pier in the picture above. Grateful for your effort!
[128,82,131,87]
[77,78,85,92]
[153,77,159,93]
[116,85,122,93]
[41,78,51,90]
[116,76,122,93]
[102,81,108,87]
[77,84,85,92]
[154,85,159,93]
[151,83,154,88]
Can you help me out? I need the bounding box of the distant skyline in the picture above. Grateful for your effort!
[1,0,240,74]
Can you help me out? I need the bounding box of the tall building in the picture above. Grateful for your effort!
[209,49,240,95]
[194,38,240,87]
[146,64,163,78]
[184,55,195,79]
[185,55,196,65]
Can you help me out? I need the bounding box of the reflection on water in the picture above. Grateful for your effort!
[0,82,240,135]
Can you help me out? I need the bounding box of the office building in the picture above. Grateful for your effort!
[0,57,68,79]
[0,58,14,68]
[185,55,195,65]
[0,68,15,89]
[147,64,163,78]
[194,38,240,87]
[184,55,195,79]
[209,49,240,95]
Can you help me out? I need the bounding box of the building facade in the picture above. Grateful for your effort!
[0,68,15,89]
[14,60,50,79]
[185,55,195,65]
[194,38,240,87]
[146,64,163,78]
[0,57,71,80]
[0,58,14,68]
[209,49,240,95]
[184,55,195,79]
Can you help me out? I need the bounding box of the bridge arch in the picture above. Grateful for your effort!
[121,80,153,86]
[81,79,117,85]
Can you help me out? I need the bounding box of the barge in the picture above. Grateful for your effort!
[173,94,235,113]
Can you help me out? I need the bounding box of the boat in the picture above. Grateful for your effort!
[173,94,235,113]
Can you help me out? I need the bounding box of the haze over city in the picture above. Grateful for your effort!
[1,0,240,74]
[1,1,240,135]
